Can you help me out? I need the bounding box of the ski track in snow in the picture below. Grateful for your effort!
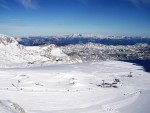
[0,61,150,113]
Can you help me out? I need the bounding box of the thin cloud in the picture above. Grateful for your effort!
[125,0,150,8]
[17,0,38,9]
[0,0,38,9]
[0,0,9,9]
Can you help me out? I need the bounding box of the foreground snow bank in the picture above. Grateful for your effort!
[0,100,26,113]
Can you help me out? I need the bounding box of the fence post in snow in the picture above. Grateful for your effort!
[102,80,105,87]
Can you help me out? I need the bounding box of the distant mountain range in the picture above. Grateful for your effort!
[61,43,150,61]
[0,33,150,68]
[15,34,150,61]
[16,34,150,46]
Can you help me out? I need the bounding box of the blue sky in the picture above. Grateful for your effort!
[0,0,150,37]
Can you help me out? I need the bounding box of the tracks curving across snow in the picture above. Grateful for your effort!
[0,61,150,113]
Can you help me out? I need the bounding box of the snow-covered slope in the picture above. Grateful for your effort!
[51,48,67,57]
[0,100,25,113]
[0,34,81,68]
[0,61,150,113]
[0,34,150,113]
[0,34,18,46]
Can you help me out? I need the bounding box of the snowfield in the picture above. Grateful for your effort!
[0,34,150,113]
[0,61,150,113]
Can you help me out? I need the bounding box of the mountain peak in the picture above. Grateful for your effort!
[0,34,18,46]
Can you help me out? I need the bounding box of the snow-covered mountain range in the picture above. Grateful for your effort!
[0,33,150,67]
[0,33,150,113]
[62,43,150,61]
[0,34,81,68]
[16,34,150,46]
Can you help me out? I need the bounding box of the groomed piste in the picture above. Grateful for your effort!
[0,61,150,113]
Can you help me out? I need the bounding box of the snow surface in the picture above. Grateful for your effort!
[120,90,150,113]
[51,48,67,57]
[0,100,25,113]
[1,32,150,113]
[0,61,150,113]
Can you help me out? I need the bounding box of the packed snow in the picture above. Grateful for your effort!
[0,61,150,113]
